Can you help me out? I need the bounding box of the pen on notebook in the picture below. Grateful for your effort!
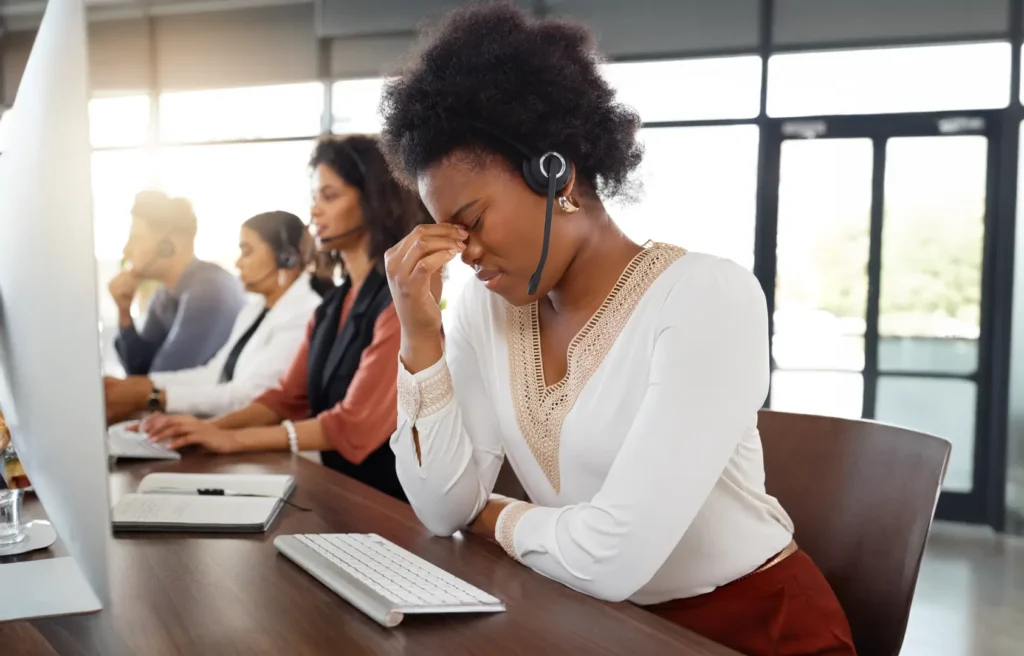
[147,486,243,496]
[145,487,312,511]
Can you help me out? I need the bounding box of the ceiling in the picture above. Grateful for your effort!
[0,0,313,32]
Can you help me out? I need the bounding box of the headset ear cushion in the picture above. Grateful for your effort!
[156,239,175,258]
[522,155,572,196]
[278,249,300,269]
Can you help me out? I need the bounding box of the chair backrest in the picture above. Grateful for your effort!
[757,409,950,656]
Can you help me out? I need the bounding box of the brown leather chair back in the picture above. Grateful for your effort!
[757,409,950,656]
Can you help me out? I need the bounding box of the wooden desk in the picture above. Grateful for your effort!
[1,454,739,655]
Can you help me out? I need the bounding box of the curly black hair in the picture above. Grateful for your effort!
[380,2,643,199]
[309,134,431,269]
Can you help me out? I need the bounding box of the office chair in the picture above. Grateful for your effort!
[758,409,951,656]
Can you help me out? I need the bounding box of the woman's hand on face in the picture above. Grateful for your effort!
[143,413,241,454]
[384,223,466,341]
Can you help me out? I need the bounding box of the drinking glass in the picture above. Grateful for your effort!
[0,488,26,545]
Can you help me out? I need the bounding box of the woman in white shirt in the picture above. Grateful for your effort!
[377,5,856,655]
[104,211,325,421]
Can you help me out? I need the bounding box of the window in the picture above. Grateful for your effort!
[879,136,986,364]
[606,125,760,270]
[768,42,1011,117]
[603,56,762,122]
[876,378,976,493]
[92,150,159,261]
[875,135,987,494]
[159,82,323,144]
[89,95,150,148]
[770,138,873,418]
[3,96,151,151]
[332,78,387,134]
[156,140,316,267]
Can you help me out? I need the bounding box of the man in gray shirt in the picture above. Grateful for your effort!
[109,191,244,375]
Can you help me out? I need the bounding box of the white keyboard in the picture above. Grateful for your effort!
[107,422,181,461]
[274,533,505,627]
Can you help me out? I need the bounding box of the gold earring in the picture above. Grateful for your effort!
[558,195,580,213]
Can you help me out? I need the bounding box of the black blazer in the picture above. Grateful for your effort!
[306,268,406,502]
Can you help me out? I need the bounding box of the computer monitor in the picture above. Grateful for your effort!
[0,0,111,620]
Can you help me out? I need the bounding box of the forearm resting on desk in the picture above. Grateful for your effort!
[393,362,504,537]
[213,402,281,430]
[233,418,327,453]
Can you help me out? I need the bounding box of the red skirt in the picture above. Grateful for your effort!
[646,548,857,655]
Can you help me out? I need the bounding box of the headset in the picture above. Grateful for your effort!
[275,223,301,269]
[338,139,368,180]
[131,193,187,274]
[471,123,573,295]
[126,234,175,278]
[154,238,175,259]
[315,223,365,246]
[249,221,303,289]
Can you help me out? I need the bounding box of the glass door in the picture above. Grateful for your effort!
[771,138,872,419]
[874,136,988,496]
[762,113,998,522]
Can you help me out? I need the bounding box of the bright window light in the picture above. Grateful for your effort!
[156,140,315,266]
[0,109,14,151]
[602,56,762,122]
[89,95,150,148]
[332,78,388,134]
[606,125,760,270]
[768,42,1011,117]
[92,149,160,261]
[159,82,323,143]
[2,96,151,151]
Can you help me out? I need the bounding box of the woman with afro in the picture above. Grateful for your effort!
[381,3,855,653]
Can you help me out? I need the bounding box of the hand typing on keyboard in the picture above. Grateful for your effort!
[107,422,181,461]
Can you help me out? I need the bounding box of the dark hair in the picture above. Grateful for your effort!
[379,2,643,199]
[242,210,334,296]
[131,190,198,239]
[309,135,431,270]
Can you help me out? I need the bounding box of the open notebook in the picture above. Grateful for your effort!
[112,473,296,533]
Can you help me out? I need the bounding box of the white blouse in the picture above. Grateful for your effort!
[391,244,794,605]
[149,274,321,417]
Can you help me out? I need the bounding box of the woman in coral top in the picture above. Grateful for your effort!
[144,135,430,501]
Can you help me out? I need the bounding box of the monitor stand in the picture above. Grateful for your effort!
[0,558,102,621]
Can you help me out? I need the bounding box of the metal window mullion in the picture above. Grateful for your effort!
[862,137,887,419]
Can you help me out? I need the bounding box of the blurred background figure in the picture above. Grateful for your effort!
[104,210,327,424]
[111,191,245,375]
[143,135,431,502]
